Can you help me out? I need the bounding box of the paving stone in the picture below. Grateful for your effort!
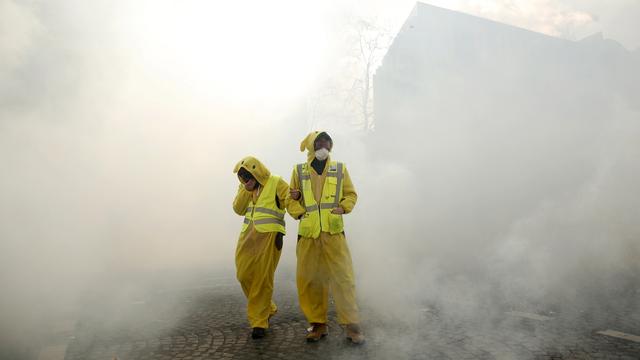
[63,277,640,360]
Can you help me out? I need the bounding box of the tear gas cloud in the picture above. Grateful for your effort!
[1,0,639,357]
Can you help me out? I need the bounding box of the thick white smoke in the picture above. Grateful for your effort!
[1,0,639,358]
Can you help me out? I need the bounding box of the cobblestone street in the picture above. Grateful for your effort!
[54,272,640,360]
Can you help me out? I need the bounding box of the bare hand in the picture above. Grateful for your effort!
[331,207,345,214]
[243,179,257,191]
[290,189,301,201]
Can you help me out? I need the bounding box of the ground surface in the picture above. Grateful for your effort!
[47,273,640,360]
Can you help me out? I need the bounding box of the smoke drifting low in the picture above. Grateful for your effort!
[1,0,639,358]
[351,106,640,319]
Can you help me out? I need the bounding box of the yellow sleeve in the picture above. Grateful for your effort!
[340,165,357,214]
[276,178,290,210]
[286,166,306,219]
[232,184,252,216]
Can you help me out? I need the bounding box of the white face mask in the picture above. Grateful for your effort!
[315,148,330,161]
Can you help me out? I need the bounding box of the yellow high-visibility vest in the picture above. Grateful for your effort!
[241,175,286,234]
[296,161,344,238]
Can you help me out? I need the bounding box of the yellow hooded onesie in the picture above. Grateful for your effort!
[287,132,360,326]
[233,156,289,329]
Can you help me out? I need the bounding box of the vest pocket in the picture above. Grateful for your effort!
[328,213,344,234]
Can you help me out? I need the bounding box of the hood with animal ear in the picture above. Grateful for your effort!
[300,131,332,162]
[233,156,271,186]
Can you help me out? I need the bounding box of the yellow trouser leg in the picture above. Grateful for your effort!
[236,231,281,329]
[296,236,329,324]
[323,232,360,325]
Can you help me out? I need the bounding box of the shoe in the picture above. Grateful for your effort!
[251,327,266,339]
[306,323,328,342]
[346,324,365,344]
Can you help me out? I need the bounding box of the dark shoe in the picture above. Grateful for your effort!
[306,323,328,342]
[251,327,266,339]
[346,324,365,344]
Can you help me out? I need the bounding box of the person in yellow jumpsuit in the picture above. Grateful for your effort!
[232,156,289,339]
[287,131,365,344]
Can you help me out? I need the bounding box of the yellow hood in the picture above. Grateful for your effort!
[233,156,271,185]
[300,131,331,162]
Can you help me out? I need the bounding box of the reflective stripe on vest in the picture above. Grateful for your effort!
[253,207,285,219]
[244,217,285,226]
[246,207,285,220]
[254,218,285,226]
